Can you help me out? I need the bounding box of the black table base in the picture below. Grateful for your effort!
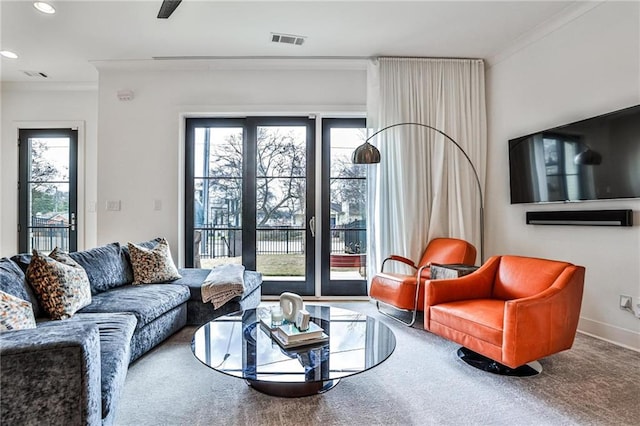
[245,378,339,397]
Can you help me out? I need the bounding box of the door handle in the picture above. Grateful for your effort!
[70,212,76,231]
[309,216,316,238]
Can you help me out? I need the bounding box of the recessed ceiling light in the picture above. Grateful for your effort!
[0,50,19,59]
[33,2,56,14]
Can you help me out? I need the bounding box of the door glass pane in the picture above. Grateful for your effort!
[194,127,243,268]
[256,126,307,281]
[329,128,368,281]
[27,138,70,252]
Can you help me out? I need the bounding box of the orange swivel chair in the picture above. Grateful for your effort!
[425,255,585,375]
[369,238,477,326]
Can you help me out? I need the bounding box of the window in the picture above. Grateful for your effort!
[18,128,78,253]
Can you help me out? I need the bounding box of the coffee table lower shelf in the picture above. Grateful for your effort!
[245,378,339,397]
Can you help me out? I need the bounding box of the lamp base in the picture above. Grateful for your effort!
[456,347,542,377]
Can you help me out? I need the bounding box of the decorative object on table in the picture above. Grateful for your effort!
[279,292,304,322]
[257,307,273,329]
[352,122,485,263]
[257,307,279,331]
[201,264,246,309]
[430,263,479,280]
[271,330,329,349]
[295,308,311,331]
[270,305,284,327]
[277,321,324,343]
[257,305,326,348]
[273,321,328,349]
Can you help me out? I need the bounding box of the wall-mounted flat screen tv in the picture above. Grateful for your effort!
[509,104,640,204]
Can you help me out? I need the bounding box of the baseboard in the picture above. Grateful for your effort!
[578,317,640,352]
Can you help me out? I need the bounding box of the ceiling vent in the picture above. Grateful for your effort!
[21,70,48,78]
[271,33,306,46]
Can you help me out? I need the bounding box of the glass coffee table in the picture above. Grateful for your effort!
[191,305,396,397]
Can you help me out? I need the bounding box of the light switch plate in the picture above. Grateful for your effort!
[106,200,121,211]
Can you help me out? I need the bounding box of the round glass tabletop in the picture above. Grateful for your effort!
[191,305,396,397]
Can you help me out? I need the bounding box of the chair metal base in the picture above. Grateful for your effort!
[457,347,542,377]
[375,300,418,326]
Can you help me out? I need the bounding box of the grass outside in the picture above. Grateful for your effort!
[201,254,363,277]
[201,254,304,276]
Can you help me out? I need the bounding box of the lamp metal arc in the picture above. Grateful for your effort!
[357,122,484,262]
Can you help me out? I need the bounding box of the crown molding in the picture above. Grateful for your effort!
[487,1,606,67]
[91,57,369,72]
[1,81,98,92]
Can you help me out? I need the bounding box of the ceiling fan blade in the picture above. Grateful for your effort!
[157,0,182,19]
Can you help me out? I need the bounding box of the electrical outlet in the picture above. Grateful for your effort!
[619,295,633,311]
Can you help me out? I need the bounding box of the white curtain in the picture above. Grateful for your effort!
[366,57,487,280]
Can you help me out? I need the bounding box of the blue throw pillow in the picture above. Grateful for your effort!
[10,253,32,273]
[69,243,132,294]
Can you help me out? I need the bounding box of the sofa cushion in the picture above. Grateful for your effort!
[0,257,41,318]
[127,238,181,284]
[78,284,189,330]
[26,250,92,320]
[68,243,132,294]
[38,312,137,419]
[173,268,211,301]
[0,290,36,332]
[9,253,32,274]
[177,269,262,303]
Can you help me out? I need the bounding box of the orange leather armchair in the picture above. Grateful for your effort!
[425,255,585,373]
[369,238,477,326]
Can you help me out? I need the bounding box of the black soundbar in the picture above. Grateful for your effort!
[526,209,633,226]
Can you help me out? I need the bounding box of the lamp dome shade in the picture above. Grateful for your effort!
[352,142,381,164]
[574,148,602,165]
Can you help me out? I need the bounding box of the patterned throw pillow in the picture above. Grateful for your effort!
[26,250,92,320]
[0,290,36,332]
[127,238,182,285]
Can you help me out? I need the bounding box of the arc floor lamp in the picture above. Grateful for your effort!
[352,122,484,263]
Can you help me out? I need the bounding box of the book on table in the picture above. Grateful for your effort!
[271,330,329,349]
[276,321,324,344]
[256,308,328,348]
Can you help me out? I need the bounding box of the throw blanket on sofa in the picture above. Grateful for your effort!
[201,264,246,309]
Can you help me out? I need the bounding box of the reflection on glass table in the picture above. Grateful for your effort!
[191,305,396,397]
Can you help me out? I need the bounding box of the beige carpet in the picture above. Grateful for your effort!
[115,302,640,426]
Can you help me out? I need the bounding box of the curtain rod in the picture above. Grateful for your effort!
[152,55,483,62]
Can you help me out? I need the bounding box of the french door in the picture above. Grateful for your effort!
[321,118,368,296]
[18,128,78,253]
[185,117,316,295]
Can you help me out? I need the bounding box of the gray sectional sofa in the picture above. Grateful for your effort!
[0,240,262,426]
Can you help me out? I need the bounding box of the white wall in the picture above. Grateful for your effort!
[0,83,98,256]
[95,66,367,262]
[486,1,640,350]
[2,2,638,349]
